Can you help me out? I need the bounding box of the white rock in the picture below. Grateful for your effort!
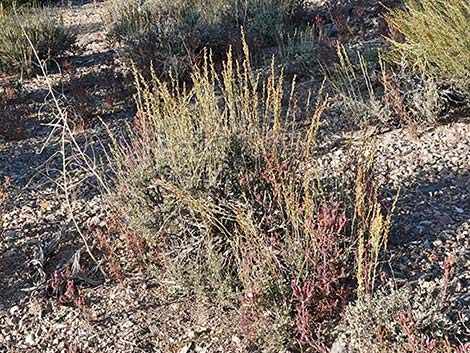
[331,335,348,353]
[178,343,193,353]
[9,306,19,315]
[24,333,36,346]
[231,335,241,345]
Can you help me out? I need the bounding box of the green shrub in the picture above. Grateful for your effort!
[106,0,228,79]
[107,42,396,350]
[238,0,304,44]
[0,7,76,76]
[386,0,470,88]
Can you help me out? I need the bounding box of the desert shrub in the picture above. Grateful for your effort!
[236,0,305,43]
[0,0,53,13]
[382,65,467,128]
[278,26,318,77]
[325,46,458,131]
[106,0,308,79]
[107,41,396,350]
[337,286,460,353]
[324,46,394,129]
[2,0,52,6]
[106,0,228,79]
[386,0,470,89]
[0,7,76,76]
[325,1,470,130]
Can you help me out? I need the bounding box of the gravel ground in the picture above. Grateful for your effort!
[0,0,469,352]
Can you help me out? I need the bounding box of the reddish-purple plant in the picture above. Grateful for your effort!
[456,343,470,353]
[441,256,455,301]
[94,225,125,283]
[396,309,437,353]
[48,268,85,308]
[291,279,327,351]
[291,203,350,351]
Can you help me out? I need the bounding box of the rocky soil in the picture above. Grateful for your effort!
[0,0,469,352]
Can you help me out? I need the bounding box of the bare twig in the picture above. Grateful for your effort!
[20,16,108,278]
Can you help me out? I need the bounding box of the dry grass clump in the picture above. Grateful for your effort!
[386,0,470,88]
[106,40,397,350]
[0,6,76,76]
[324,46,391,129]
